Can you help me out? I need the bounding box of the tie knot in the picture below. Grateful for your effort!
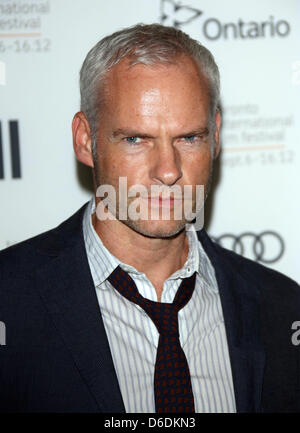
[107,266,196,336]
[142,301,179,336]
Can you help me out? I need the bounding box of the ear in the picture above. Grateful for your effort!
[213,109,221,159]
[72,112,94,167]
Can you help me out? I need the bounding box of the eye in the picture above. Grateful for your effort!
[184,135,196,142]
[124,136,141,144]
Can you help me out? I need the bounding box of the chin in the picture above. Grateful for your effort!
[122,218,187,239]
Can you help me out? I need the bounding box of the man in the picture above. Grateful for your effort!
[0,24,299,413]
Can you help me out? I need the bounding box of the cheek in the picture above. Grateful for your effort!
[184,149,212,184]
[98,151,148,186]
[95,152,118,185]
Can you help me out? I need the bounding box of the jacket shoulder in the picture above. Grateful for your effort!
[0,203,88,277]
[198,229,299,294]
[211,239,300,313]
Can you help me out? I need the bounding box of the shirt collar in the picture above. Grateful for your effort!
[83,196,217,291]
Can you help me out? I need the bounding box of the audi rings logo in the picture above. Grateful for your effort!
[212,231,285,264]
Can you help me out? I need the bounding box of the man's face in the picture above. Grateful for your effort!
[93,55,220,238]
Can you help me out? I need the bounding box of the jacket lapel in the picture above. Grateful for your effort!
[36,204,125,413]
[197,230,266,413]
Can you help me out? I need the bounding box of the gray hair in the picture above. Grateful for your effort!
[79,23,220,158]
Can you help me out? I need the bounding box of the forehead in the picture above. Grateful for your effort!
[104,55,209,100]
[99,55,211,129]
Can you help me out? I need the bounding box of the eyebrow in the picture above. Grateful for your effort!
[174,128,210,138]
[112,127,210,139]
[112,129,155,139]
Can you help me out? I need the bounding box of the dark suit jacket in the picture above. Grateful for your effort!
[0,203,299,413]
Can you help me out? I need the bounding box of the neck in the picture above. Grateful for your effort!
[92,214,189,302]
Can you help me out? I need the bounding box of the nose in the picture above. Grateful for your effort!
[150,140,182,186]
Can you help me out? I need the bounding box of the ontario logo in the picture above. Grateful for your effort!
[160,0,291,40]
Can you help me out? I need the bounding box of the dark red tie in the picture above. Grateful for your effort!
[107,265,196,413]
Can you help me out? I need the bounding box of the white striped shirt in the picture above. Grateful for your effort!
[82,197,236,413]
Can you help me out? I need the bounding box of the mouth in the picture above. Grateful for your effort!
[140,195,182,207]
